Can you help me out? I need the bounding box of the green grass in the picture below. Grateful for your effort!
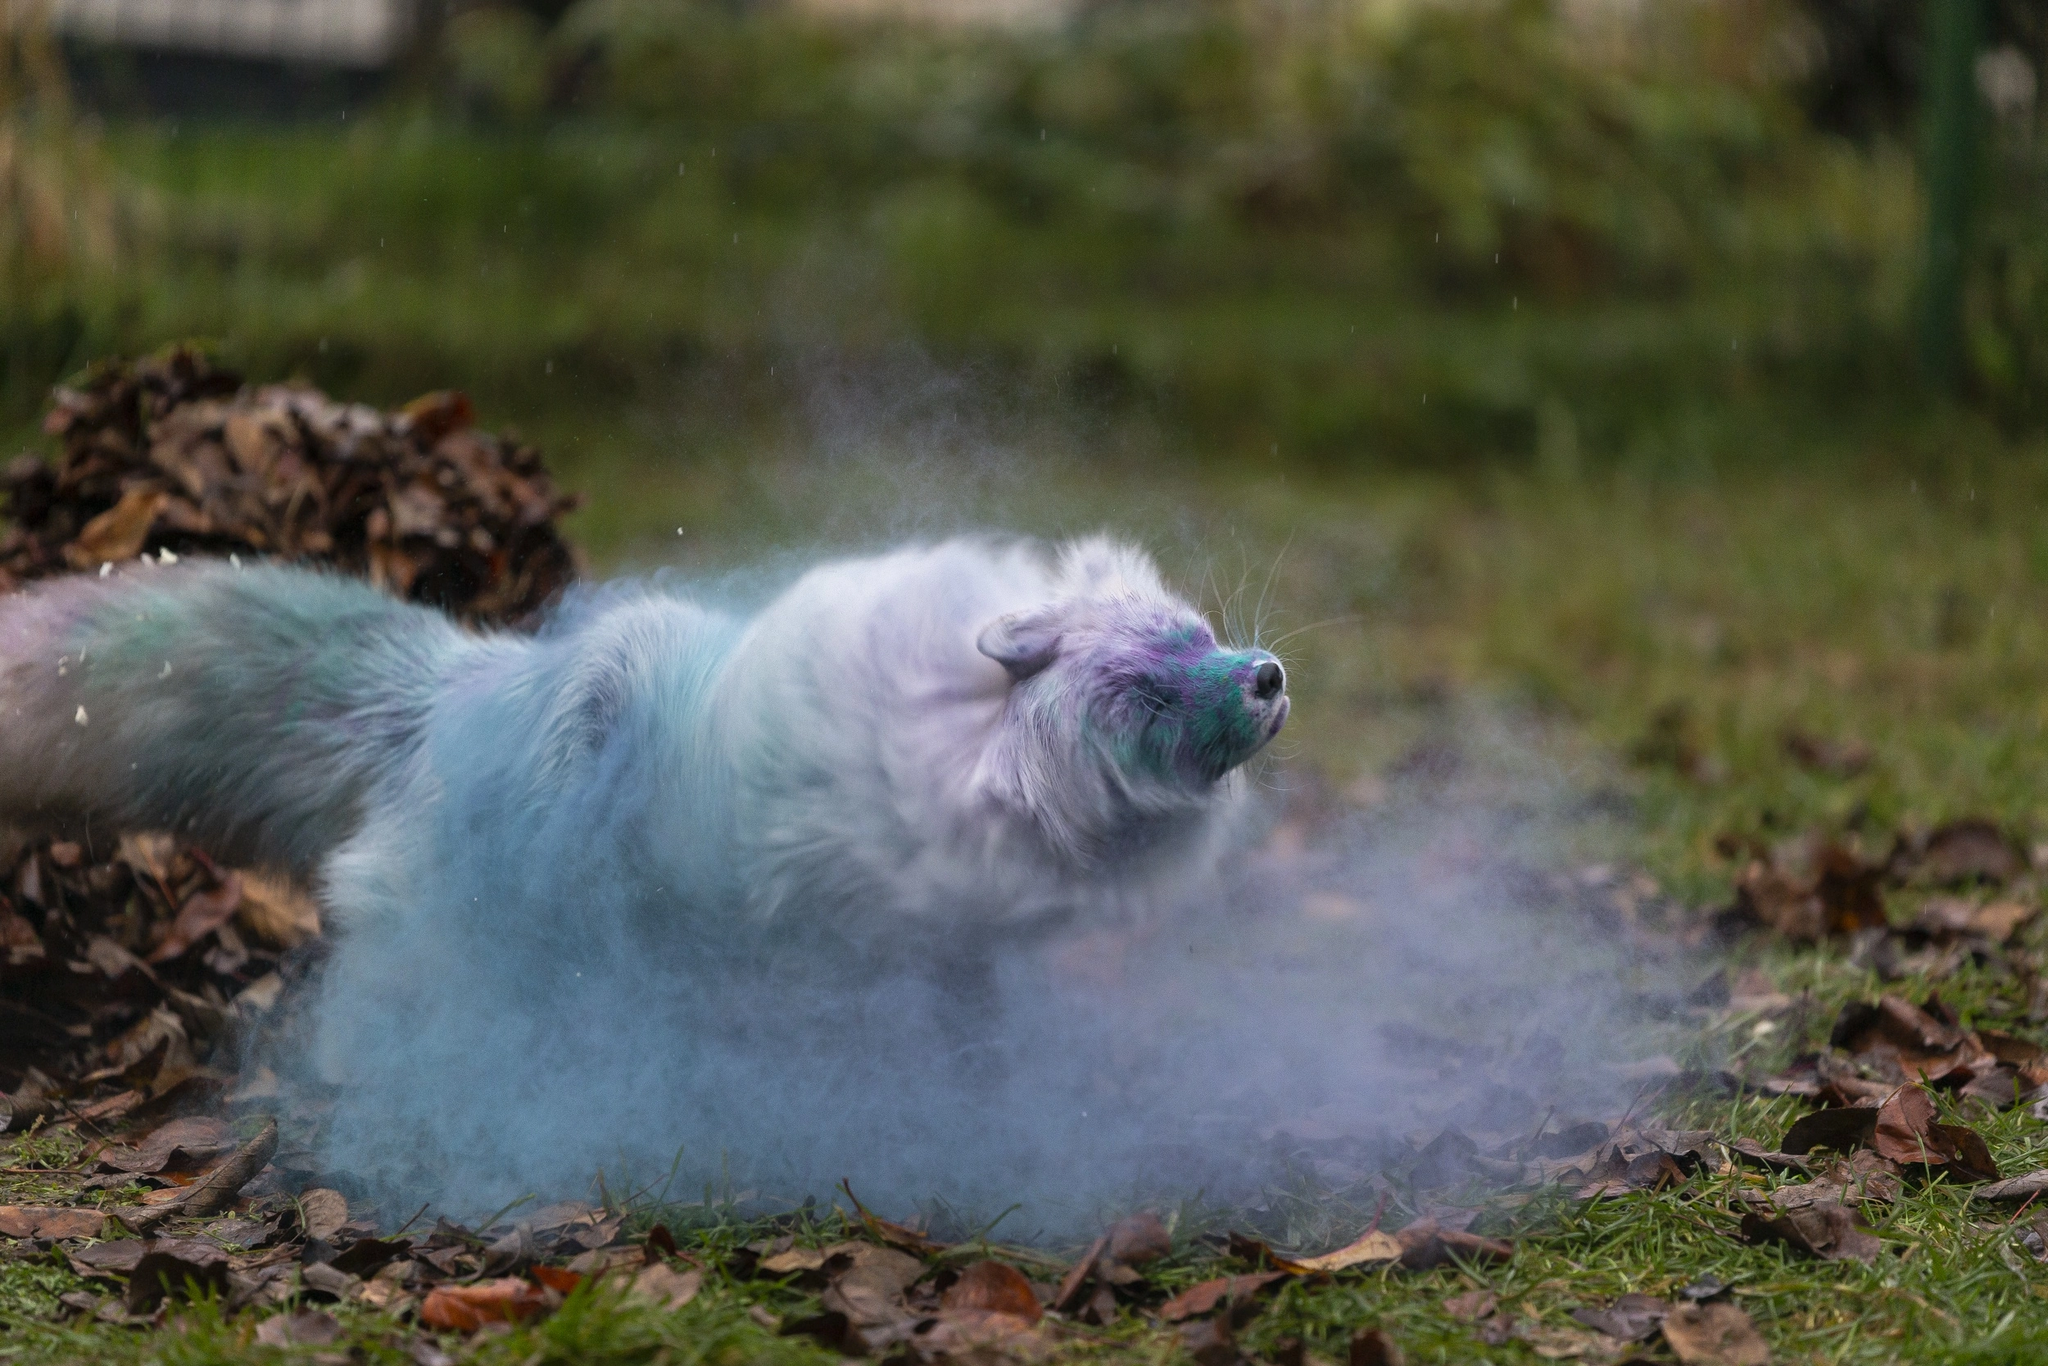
[51,108,1894,463]
[17,0,2009,460]
[8,1054,2048,1364]
[6,3,2048,1353]
[9,385,2048,1361]
[36,421,2048,1359]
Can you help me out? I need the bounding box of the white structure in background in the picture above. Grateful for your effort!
[42,0,412,67]
[796,0,1072,26]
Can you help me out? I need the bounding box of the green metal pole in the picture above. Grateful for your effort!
[1918,0,1983,394]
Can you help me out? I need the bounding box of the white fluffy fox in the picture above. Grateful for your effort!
[0,536,1290,1206]
[0,536,1287,943]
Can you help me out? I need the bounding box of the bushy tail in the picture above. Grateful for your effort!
[0,560,481,872]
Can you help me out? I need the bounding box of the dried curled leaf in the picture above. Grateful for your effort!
[1661,1301,1770,1366]
[1158,1273,1286,1323]
[941,1261,1042,1322]
[4,347,581,625]
[419,1278,554,1332]
[1289,1230,1403,1273]
[1740,1202,1883,1263]
[0,1206,104,1240]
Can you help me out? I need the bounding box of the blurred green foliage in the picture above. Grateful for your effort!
[0,9,121,422]
[7,0,2045,463]
[1973,83,2048,424]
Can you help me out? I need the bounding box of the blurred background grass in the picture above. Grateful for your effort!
[7,0,2048,890]
[10,0,2045,459]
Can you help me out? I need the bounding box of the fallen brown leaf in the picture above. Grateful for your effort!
[1732,839,1886,940]
[757,1243,832,1278]
[1977,1170,2048,1201]
[298,1188,349,1242]
[909,1307,1051,1362]
[1779,1107,1877,1156]
[1348,1326,1405,1366]
[1979,1030,2047,1068]
[147,872,243,963]
[96,1115,235,1174]
[1105,1211,1172,1266]
[1442,1289,1498,1321]
[628,1262,700,1310]
[0,1206,104,1240]
[130,1118,278,1229]
[255,1309,342,1347]
[1814,843,1888,934]
[66,1239,146,1277]
[820,1240,927,1344]
[1830,995,1963,1055]
[1661,1301,1770,1366]
[1753,1055,1823,1099]
[1959,1065,2027,1111]
[419,1278,554,1332]
[11,350,578,623]
[300,1262,362,1301]
[567,1245,646,1278]
[1290,1230,1403,1273]
[1765,1150,1901,1210]
[1873,1085,1999,1180]
[125,1238,230,1313]
[525,1264,581,1295]
[65,486,169,567]
[1157,1273,1287,1322]
[1740,1202,1882,1263]
[400,389,478,444]
[1575,1151,1689,1199]
[941,1260,1042,1322]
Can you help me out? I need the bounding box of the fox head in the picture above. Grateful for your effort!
[975,538,1288,861]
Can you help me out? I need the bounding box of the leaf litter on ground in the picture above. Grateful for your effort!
[7,360,2048,1363]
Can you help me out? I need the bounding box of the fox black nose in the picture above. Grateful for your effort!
[1253,660,1284,700]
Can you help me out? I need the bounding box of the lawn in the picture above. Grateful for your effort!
[6,0,2048,1353]
[7,402,2048,1362]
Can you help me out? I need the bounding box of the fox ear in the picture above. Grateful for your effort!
[977,607,1063,681]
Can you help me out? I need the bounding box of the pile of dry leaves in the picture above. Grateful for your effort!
[0,351,583,1127]
[0,831,322,1126]
[0,346,580,624]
